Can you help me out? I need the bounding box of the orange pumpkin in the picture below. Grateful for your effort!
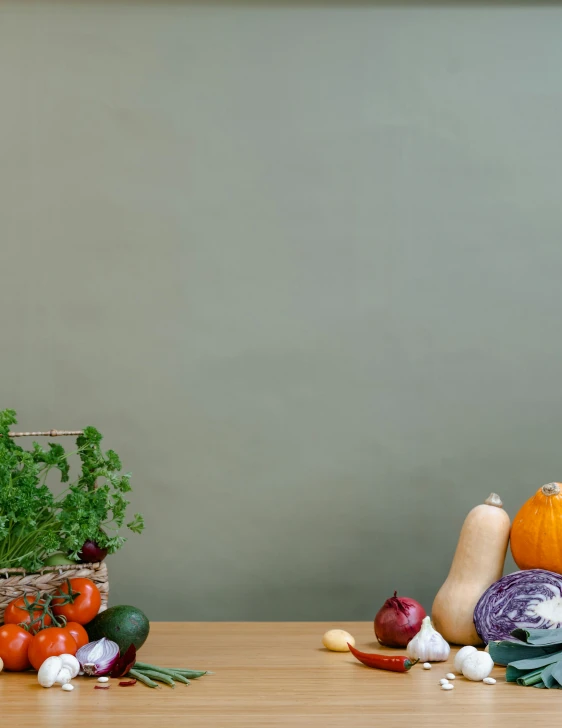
[510,482,562,573]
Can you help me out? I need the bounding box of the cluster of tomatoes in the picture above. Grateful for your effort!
[0,578,101,672]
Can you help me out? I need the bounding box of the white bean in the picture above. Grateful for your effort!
[483,677,496,685]
[445,673,455,680]
[441,683,454,690]
[62,683,74,692]
[422,662,431,670]
[97,677,109,683]
[439,678,449,685]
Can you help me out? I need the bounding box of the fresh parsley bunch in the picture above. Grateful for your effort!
[0,409,144,571]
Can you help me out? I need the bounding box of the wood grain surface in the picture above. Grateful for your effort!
[0,622,558,727]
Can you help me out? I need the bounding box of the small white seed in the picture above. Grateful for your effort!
[483,677,496,685]
[445,673,455,680]
[441,683,454,691]
[439,678,449,685]
[423,662,431,670]
[97,677,109,683]
[62,683,74,692]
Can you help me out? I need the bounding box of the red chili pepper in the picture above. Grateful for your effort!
[119,679,137,687]
[348,643,418,672]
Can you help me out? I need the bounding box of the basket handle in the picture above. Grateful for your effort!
[8,430,84,438]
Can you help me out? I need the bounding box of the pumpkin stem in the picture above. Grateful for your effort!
[484,493,503,508]
[542,482,561,497]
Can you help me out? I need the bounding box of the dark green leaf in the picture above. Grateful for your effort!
[511,628,562,646]
[508,650,562,671]
[489,640,561,666]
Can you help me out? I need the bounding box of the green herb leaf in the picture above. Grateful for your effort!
[0,410,144,570]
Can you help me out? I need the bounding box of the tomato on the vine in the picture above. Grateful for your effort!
[4,595,52,634]
[52,578,101,625]
[0,624,33,671]
[63,621,89,649]
[28,627,77,671]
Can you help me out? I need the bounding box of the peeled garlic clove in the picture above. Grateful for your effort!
[322,629,355,652]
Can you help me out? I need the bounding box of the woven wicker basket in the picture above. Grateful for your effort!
[0,428,110,623]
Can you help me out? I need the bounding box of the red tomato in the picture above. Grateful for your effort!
[63,622,89,649]
[52,578,101,625]
[4,595,52,634]
[28,627,77,671]
[0,624,33,671]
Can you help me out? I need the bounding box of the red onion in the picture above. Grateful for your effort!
[78,539,108,563]
[76,638,120,676]
[374,591,426,647]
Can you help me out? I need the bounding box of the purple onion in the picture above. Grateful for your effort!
[474,569,562,643]
[76,637,120,676]
[78,539,108,563]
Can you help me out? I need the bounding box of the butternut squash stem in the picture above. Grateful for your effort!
[484,493,503,508]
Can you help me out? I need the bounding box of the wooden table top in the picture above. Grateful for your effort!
[0,621,559,727]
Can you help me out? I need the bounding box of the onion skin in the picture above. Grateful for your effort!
[374,592,427,648]
[78,540,108,564]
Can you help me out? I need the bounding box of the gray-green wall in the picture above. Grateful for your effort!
[2,1,560,620]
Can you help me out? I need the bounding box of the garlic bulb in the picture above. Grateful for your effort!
[406,616,450,662]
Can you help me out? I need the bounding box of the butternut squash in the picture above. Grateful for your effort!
[431,493,511,646]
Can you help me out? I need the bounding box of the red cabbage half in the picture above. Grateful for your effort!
[474,569,562,643]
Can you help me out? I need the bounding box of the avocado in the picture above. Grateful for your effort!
[86,605,150,653]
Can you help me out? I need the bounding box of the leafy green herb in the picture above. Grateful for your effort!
[0,409,144,571]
